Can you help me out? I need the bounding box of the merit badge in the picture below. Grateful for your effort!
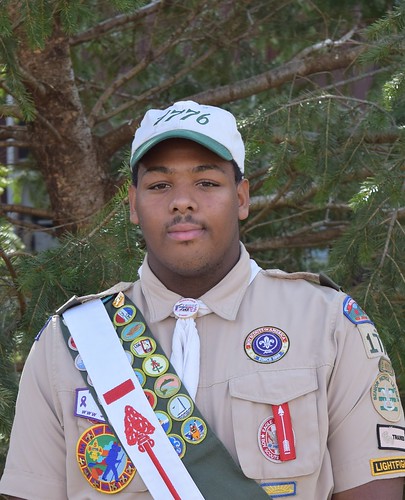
[155,410,173,434]
[76,423,135,493]
[181,417,207,445]
[377,424,405,451]
[121,322,145,342]
[130,336,156,357]
[244,326,289,364]
[112,292,125,308]
[75,388,105,423]
[167,394,194,421]
[134,368,146,387]
[168,434,186,458]
[154,373,181,399]
[258,416,281,462]
[144,389,158,409]
[371,373,401,422]
[68,336,78,351]
[173,298,199,319]
[142,354,169,377]
[125,350,134,365]
[75,354,86,371]
[343,296,372,324]
[113,305,136,326]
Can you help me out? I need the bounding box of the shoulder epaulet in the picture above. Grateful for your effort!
[263,269,342,291]
[55,281,133,315]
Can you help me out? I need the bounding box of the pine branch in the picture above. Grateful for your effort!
[0,247,26,317]
[69,1,162,46]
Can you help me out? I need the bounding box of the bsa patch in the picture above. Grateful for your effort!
[76,423,136,493]
[130,336,156,357]
[343,296,372,325]
[155,410,173,434]
[167,394,194,421]
[181,417,207,445]
[142,354,169,377]
[75,388,105,423]
[370,457,405,476]
[244,326,289,364]
[143,389,158,409]
[112,292,125,308]
[121,322,145,341]
[261,481,297,497]
[377,424,405,451]
[371,373,401,422]
[357,323,386,359]
[154,373,181,399]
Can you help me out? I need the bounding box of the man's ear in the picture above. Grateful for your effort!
[128,184,139,225]
[237,178,250,221]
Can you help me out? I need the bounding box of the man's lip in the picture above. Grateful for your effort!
[167,224,205,241]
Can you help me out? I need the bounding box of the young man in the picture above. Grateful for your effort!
[1,101,405,499]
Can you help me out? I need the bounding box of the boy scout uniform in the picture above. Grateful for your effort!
[1,245,405,499]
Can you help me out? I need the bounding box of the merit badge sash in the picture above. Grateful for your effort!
[61,292,271,499]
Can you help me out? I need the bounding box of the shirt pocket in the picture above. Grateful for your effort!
[229,368,321,480]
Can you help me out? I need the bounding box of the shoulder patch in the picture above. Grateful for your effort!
[343,295,373,325]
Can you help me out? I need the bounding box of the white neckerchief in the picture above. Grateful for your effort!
[170,259,261,400]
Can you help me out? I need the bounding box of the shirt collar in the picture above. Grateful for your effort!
[140,244,253,322]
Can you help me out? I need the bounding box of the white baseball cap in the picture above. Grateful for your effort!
[130,100,245,173]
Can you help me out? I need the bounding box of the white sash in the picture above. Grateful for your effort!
[63,299,204,500]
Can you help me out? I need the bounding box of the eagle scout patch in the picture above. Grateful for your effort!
[371,373,401,422]
[76,423,136,493]
[377,424,405,451]
[343,296,372,324]
[258,416,281,462]
[370,457,405,476]
[244,326,289,363]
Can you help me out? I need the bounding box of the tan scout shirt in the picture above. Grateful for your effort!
[1,245,405,499]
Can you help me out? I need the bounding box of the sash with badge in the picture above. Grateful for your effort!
[60,291,271,499]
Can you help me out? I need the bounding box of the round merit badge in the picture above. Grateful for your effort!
[168,434,186,458]
[113,305,137,326]
[76,423,136,494]
[121,322,146,342]
[371,373,401,422]
[244,326,289,363]
[181,417,207,445]
[154,373,181,398]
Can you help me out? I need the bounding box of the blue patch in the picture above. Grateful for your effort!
[261,481,297,497]
[343,296,373,325]
[35,316,52,341]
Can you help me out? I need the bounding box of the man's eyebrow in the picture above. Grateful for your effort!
[139,163,227,176]
[192,164,227,174]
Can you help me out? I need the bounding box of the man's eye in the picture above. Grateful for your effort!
[198,180,218,187]
[149,183,170,190]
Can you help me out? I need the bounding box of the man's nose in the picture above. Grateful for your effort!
[168,185,197,213]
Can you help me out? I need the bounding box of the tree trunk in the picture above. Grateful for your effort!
[17,23,113,232]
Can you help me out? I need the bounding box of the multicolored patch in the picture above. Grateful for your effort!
[75,388,105,423]
[121,322,145,341]
[76,423,136,493]
[112,292,125,308]
[258,416,281,462]
[154,373,181,399]
[370,456,405,476]
[377,424,405,451]
[168,434,186,458]
[168,394,194,421]
[371,373,401,422]
[113,305,137,326]
[142,354,169,377]
[244,326,289,364]
[130,336,156,357]
[181,417,207,445]
[343,296,372,325]
[261,481,297,497]
[155,410,172,434]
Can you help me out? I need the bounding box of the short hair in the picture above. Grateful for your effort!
[131,159,243,187]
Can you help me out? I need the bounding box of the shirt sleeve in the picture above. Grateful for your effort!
[327,295,405,492]
[0,316,68,499]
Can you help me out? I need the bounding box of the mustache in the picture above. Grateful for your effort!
[166,214,203,229]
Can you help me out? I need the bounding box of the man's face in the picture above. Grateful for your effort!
[128,138,249,293]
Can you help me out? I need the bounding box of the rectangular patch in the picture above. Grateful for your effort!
[377,424,405,451]
[103,378,135,405]
[261,481,296,497]
[75,388,105,422]
[370,456,405,476]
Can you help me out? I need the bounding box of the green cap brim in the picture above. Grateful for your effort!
[130,130,233,169]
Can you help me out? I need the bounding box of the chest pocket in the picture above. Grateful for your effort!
[229,368,321,480]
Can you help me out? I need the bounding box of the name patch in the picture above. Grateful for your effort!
[370,457,405,476]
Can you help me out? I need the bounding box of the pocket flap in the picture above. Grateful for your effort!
[229,368,318,405]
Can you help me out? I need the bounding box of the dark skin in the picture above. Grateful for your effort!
[6,139,404,499]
